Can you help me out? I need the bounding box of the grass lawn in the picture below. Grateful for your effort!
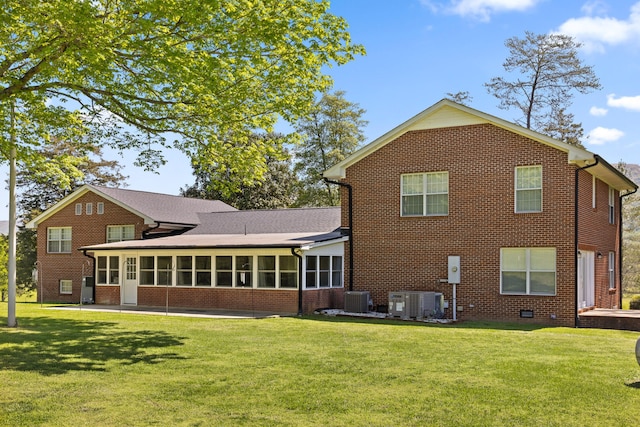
[1,303,640,426]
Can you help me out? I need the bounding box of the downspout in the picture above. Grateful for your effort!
[619,187,638,309]
[291,248,303,316]
[324,178,353,291]
[574,155,600,327]
[82,249,97,303]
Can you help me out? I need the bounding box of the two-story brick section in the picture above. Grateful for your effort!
[324,99,638,327]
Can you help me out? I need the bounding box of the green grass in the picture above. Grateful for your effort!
[1,303,640,426]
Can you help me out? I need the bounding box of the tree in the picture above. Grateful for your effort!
[1,0,364,326]
[617,162,640,297]
[294,91,367,206]
[0,235,7,301]
[445,91,473,106]
[485,31,601,139]
[181,134,297,210]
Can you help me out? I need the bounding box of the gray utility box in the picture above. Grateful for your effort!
[344,291,370,313]
[388,291,443,319]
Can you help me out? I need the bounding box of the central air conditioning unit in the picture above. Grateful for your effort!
[388,292,407,318]
[344,291,370,313]
[389,291,445,319]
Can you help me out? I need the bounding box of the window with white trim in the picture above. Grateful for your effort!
[195,256,212,286]
[216,256,233,287]
[608,187,615,224]
[501,248,556,295]
[157,256,173,286]
[96,256,120,285]
[280,256,298,289]
[236,256,252,287]
[176,256,192,286]
[515,166,542,213]
[258,256,276,288]
[97,202,104,215]
[140,256,155,285]
[47,227,72,253]
[609,251,615,289]
[86,203,93,215]
[401,172,449,216]
[107,225,135,243]
[60,279,72,294]
[75,203,82,215]
[305,255,343,289]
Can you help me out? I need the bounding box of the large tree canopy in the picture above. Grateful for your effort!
[0,0,364,178]
[485,31,600,141]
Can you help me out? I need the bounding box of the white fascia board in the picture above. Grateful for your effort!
[300,236,348,251]
[25,185,92,229]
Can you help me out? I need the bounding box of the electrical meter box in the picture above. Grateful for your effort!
[448,256,461,284]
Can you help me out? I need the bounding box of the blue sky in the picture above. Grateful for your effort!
[3,0,640,219]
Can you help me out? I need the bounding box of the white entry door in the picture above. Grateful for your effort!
[122,256,138,305]
[577,251,594,309]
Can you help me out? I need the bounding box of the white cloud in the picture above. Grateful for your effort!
[421,0,540,22]
[556,2,640,52]
[607,93,640,111]
[586,126,624,145]
[589,106,608,116]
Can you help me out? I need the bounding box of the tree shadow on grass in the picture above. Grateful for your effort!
[0,316,185,375]
[625,380,640,389]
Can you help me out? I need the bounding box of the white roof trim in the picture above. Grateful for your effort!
[324,99,595,180]
[25,184,155,229]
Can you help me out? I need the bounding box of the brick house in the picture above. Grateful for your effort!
[26,185,346,314]
[324,99,638,326]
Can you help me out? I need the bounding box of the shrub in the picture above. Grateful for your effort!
[630,295,640,310]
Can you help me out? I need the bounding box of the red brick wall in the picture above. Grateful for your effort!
[577,170,621,309]
[341,123,600,326]
[36,192,150,303]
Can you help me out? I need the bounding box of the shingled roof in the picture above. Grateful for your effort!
[87,185,237,225]
[26,185,236,229]
[185,207,341,235]
[79,207,345,251]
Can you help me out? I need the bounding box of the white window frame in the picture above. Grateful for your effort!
[500,247,556,296]
[304,255,344,289]
[59,279,72,294]
[97,202,104,215]
[47,227,72,253]
[608,187,615,224]
[608,251,616,290]
[400,172,449,217]
[86,202,93,215]
[107,225,135,243]
[515,165,542,213]
[75,203,82,215]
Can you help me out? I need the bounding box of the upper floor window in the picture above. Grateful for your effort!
[608,187,615,224]
[75,203,82,215]
[47,227,72,253]
[97,202,104,215]
[501,247,556,295]
[515,166,542,213]
[107,225,135,243]
[86,203,93,215]
[401,172,449,216]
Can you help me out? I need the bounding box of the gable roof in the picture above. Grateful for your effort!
[25,184,236,229]
[324,99,637,193]
[80,207,344,251]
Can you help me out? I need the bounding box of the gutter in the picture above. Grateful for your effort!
[142,222,197,239]
[291,247,304,316]
[619,186,638,309]
[574,155,600,328]
[324,178,354,291]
